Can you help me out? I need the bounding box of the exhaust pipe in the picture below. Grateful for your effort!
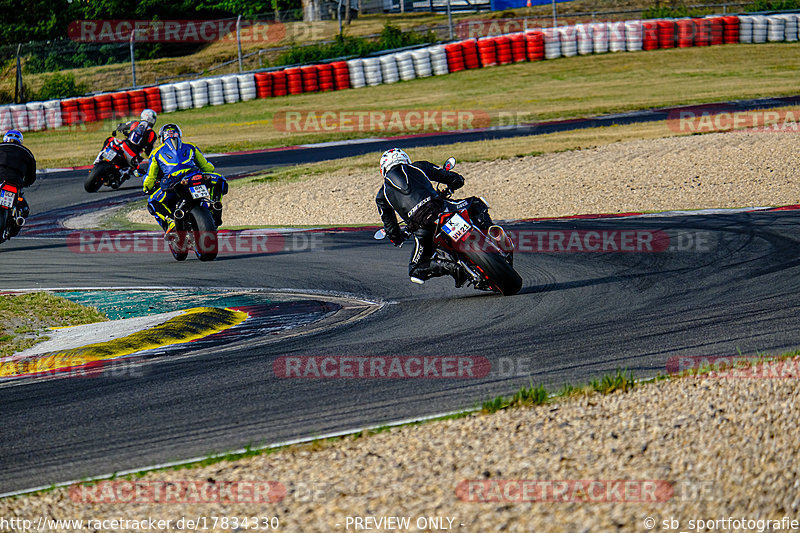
[174,208,185,220]
[14,216,25,227]
[488,225,513,251]
[212,201,223,211]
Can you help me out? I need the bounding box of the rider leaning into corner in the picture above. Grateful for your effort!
[376,148,494,286]
[0,130,36,223]
[143,123,228,236]
[107,109,158,174]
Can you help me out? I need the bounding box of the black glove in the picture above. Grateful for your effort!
[387,230,404,247]
[448,172,465,191]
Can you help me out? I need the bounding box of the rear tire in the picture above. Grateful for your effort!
[85,162,111,193]
[167,231,188,261]
[462,248,522,296]
[189,206,218,261]
[0,210,7,243]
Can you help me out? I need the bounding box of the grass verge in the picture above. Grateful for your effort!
[0,292,107,359]
[24,43,800,169]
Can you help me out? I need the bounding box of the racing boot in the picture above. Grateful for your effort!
[410,260,468,288]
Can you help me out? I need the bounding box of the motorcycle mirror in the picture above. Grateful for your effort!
[373,229,386,240]
[444,157,456,171]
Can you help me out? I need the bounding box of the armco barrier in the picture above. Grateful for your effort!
[9,14,800,135]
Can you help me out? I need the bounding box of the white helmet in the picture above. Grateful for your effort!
[379,148,410,177]
[140,108,157,127]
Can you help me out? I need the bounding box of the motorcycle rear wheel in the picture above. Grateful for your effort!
[462,249,522,296]
[85,162,111,193]
[189,206,218,262]
[0,210,7,244]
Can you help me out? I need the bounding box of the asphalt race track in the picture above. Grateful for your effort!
[3,130,800,494]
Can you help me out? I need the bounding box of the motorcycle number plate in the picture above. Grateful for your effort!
[189,185,209,199]
[101,147,117,161]
[442,213,471,241]
[0,190,15,209]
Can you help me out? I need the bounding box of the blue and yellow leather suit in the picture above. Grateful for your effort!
[143,141,228,230]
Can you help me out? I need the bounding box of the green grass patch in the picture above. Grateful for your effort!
[0,292,107,358]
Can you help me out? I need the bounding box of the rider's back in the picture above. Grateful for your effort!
[0,142,35,187]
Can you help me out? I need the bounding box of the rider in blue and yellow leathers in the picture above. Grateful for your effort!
[143,123,227,235]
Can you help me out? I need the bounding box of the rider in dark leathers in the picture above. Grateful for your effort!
[375,148,492,285]
[0,130,35,228]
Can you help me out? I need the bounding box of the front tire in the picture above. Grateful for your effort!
[85,162,111,193]
[462,248,522,296]
[188,206,218,261]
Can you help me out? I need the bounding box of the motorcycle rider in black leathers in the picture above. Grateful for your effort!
[375,148,493,286]
[0,129,35,233]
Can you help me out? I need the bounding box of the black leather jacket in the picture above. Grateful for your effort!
[0,142,36,187]
[376,160,464,237]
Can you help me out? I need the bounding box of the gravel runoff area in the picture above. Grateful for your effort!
[123,129,800,227]
[2,361,800,532]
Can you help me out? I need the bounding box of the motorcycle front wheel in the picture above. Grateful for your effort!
[85,162,111,193]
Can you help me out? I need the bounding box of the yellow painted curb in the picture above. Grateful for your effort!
[0,307,248,378]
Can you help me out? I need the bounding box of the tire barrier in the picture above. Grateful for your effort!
[285,67,303,95]
[26,102,46,131]
[592,23,609,53]
[347,59,366,88]
[60,99,79,126]
[77,97,97,124]
[543,28,561,59]
[739,15,754,43]
[477,37,498,66]
[396,52,417,81]
[642,21,659,50]
[144,87,162,114]
[317,64,335,91]
[207,77,225,105]
[495,35,514,64]
[411,49,433,77]
[0,106,11,130]
[128,89,147,115]
[709,17,725,45]
[429,45,449,75]
[609,21,626,52]
[525,31,544,61]
[752,15,768,43]
[658,20,676,48]
[444,42,466,72]
[510,33,527,62]
[363,57,383,86]
[379,54,400,84]
[159,85,178,113]
[625,20,643,51]
[222,75,241,103]
[238,73,257,101]
[300,65,320,92]
[782,14,798,41]
[576,24,594,55]
[94,93,113,120]
[173,82,193,110]
[43,100,62,129]
[272,70,288,96]
[559,27,578,57]
[9,104,30,131]
[254,72,272,98]
[693,18,711,46]
[768,15,786,42]
[723,16,740,43]
[9,14,798,135]
[190,80,209,108]
[331,61,351,89]
[111,91,129,118]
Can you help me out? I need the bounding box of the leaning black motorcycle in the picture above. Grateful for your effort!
[160,172,221,262]
[0,180,28,244]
